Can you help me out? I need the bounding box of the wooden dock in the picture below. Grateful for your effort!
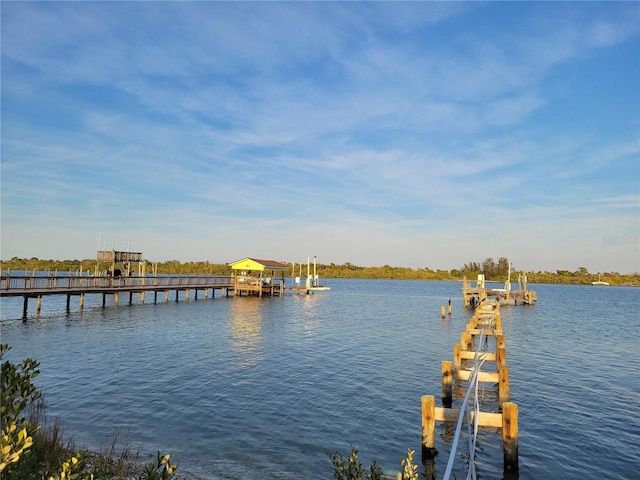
[462,272,537,308]
[0,273,235,318]
[423,299,519,479]
[0,271,331,318]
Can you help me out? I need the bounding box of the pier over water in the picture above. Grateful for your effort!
[0,272,234,318]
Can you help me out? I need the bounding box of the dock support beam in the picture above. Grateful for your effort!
[421,395,438,462]
[499,367,510,405]
[36,296,42,315]
[453,343,461,370]
[441,361,452,408]
[502,402,519,473]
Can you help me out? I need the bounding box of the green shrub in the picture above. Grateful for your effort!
[1,344,41,477]
[326,446,383,480]
[399,449,418,480]
[1,344,177,480]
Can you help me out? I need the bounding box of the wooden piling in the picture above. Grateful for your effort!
[442,361,452,407]
[502,402,519,472]
[496,347,506,371]
[441,306,446,317]
[499,367,510,405]
[79,293,84,310]
[460,332,469,349]
[421,395,438,461]
[453,343,461,370]
[36,296,42,314]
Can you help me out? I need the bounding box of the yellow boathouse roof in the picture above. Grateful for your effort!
[229,257,288,272]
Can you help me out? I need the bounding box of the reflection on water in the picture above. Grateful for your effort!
[293,293,324,336]
[229,298,264,369]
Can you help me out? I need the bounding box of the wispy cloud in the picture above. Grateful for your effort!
[2,2,638,272]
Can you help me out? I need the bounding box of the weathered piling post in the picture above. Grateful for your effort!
[421,395,438,462]
[441,306,446,318]
[461,332,469,350]
[36,295,42,315]
[441,361,452,408]
[79,293,84,310]
[496,347,507,371]
[499,367,510,405]
[448,298,452,315]
[502,402,519,473]
[453,343,461,370]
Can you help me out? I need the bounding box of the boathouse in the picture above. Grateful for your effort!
[97,249,144,277]
[230,258,288,297]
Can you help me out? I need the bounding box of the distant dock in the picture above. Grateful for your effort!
[462,272,537,308]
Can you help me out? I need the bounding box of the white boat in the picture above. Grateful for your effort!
[592,275,609,286]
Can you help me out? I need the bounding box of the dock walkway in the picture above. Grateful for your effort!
[0,273,234,317]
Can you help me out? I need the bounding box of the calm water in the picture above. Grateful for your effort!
[1,279,639,479]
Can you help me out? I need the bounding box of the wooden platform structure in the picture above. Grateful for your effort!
[0,272,234,318]
[463,272,537,308]
[422,299,519,479]
[230,258,288,297]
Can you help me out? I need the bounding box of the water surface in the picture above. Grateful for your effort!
[1,279,639,479]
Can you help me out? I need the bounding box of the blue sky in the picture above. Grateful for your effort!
[1,1,639,273]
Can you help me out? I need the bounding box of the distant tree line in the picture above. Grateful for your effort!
[1,256,638,286]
